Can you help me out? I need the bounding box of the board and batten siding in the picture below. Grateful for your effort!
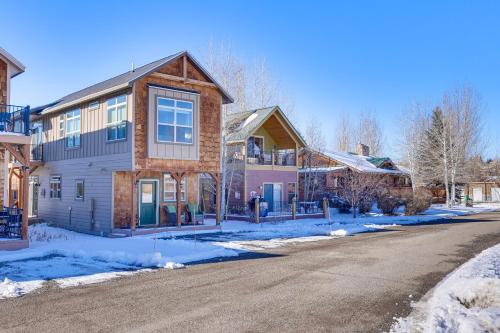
[33,153,131,235]
[147,86,200,160]
[41,90,133,163]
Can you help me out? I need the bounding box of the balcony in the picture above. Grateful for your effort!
[0,104,30,136]
[246,149,297,167]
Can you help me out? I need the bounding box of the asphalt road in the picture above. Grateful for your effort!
[1,212,500,333]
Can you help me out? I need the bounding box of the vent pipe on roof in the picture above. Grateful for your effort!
[131,62,135,72]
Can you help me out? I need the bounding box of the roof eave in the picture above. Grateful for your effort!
[0,47,26,76]
[41,82,131,115]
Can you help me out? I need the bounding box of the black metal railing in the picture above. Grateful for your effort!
[274,149,296,166]
[0,104,30,136]
[296,201,324,215]
[246,149,297,166]
[246,151,273,165]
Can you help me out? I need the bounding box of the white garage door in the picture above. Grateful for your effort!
[491,188,500,202]
[472,188,483,202]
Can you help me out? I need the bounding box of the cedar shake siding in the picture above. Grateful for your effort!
[133,58,221,173]
[0,58,7,104]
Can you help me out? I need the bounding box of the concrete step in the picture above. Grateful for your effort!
[107,232,129,238]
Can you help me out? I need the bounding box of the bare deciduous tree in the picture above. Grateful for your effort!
[354,112,384,156]
[339,169,387,218]
[302,120,326,202]
[399,102,427,192]
[335,113,352,152]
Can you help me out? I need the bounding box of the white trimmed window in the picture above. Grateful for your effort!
[75,179,84,200]
[58,114,65,138]
[65,109,81,148]
[106,95,127,141]
[50,176,62,199]
[163,174,186,201]
[157,97,193,144]
[89,101,100,110]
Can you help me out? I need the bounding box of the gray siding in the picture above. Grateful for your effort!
[41,90,133,162]
[33,153,131,235]
[147,86,200,160]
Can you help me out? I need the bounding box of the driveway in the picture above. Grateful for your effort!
[1,212,500,333]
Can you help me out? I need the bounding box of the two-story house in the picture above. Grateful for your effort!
[0,47,31,249]
[224,106,306,212]
[31,51,232,236]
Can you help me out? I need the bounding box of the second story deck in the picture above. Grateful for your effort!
[0,104,31,145]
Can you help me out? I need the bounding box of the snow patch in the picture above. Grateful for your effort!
[389,243,500,333]
[0,278,44,300]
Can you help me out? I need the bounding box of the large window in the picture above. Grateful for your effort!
[50,176,62,199]
[75,180,84,200]
[58,114,65,138]
[65,109,81,148]
[163,174,186,201]
[157,97,193,144]
[106,95,127,141]
[247,136,264,158]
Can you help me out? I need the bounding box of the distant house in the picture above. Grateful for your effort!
[30,51,233,236]
[299,144,412,201]
[465,177,500,203]
[224,106,307,212]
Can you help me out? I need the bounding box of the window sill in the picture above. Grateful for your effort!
[106,138,127,143]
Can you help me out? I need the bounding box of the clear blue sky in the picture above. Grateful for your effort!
[2,0,499,157]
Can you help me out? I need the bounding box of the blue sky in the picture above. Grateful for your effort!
[2,0,499,157]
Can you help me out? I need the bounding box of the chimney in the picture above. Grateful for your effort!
[356,143,370,156]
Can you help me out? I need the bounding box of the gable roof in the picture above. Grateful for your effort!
[0,46,25,78]
[38,51,233,115]
[322,150,408,175]
[226,106,306,147]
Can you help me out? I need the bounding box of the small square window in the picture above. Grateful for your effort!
[89,101,100,110]
[75,180,84,200]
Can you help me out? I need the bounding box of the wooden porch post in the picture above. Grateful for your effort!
[215,174,221,226]
[131,172,138,231]
[173,172,184,227]
[8,167,13,206]
[21,145,30,240]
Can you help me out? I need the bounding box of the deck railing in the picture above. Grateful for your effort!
[0,104,30,136]
[246,149,296,166]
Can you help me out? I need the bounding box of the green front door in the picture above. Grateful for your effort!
[139,181,157,226]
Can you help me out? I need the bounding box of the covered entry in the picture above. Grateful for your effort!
[138,180,159,226]
[263,183,283,212]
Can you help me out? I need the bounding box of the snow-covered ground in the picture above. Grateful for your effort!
[1,203,498,300]
[389,242,500,333]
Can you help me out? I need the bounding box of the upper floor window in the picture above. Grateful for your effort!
[247,136,264,158]
[157,97,193,144]
[58,114,64,138]
[106,95,127,141]
[65,109,81,148]
[88,101,100,110]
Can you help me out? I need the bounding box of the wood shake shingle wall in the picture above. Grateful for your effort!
[0,58,7,104]
[134,57,221,173]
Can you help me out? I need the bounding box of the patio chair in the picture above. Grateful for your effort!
[163,205,177,226]
[7,208,21,238]
[0,208,8,236]
[187,203,204,225]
